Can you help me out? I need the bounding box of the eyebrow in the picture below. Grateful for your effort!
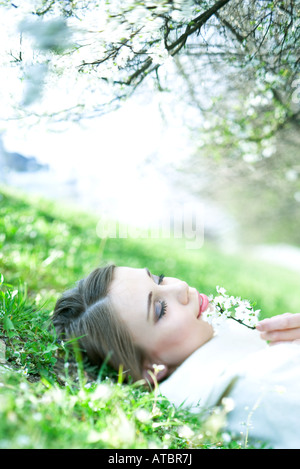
[145,268,153,321]
[147,292,153,321]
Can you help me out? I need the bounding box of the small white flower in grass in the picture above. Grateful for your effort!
[178,425,194,439]
[90,383,112,401]
[20,382,29,392]
[221,397,235,413]
[153,364,165,373]
[87,429,106,444]
[135,408,151,423]
[221,432,233,443]
[115,409,136,446]
[32,412,42,422]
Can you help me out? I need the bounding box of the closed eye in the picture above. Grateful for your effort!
[156,300,167,320]
[145,269,167,322]
[145,268,165,286]
[155,274,167,320]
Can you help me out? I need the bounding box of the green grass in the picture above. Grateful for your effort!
[0,184,299,449]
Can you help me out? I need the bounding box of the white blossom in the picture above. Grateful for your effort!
[203,286,261,330]
[148,42,170,65]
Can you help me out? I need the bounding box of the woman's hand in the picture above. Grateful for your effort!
[256,313,300,345]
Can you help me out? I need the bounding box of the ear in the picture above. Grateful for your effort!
[142,362,169,385]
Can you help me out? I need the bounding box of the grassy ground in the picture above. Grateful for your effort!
[1,184,299,449]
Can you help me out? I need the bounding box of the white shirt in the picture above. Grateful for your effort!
[159,321,300,449]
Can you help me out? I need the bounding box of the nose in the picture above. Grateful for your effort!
[158,277,190,304]
[174,280,189,305]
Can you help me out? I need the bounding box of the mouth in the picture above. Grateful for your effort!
[197,292,209,318]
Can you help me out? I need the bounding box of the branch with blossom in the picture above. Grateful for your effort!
[203,286,261,330]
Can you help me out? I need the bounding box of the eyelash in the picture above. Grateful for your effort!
[158,300,167,319]
[157,274,167,320]
[158,274,165,284]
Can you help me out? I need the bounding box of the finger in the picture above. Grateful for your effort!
[268,341,287,346]
[269,339,300,346]
[257,313,292,331]
[260,327,300,343]
[256,313,298,332]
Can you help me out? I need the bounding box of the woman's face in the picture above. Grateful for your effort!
[109,267,214,374]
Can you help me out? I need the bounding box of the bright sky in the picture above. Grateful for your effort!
[0,5,191,225]
[0,3,232,240]
[4,97,197,225]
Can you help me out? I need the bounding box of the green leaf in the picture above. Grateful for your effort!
[3,315,15,332]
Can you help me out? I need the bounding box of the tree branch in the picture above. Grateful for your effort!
[214,12,246,45]
[165,0,232,54]
[125,0,232,86]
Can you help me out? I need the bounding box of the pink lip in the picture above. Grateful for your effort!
[197,292,209,318]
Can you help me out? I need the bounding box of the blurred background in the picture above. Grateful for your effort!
[1,1,300,450]
[1,0,300,278]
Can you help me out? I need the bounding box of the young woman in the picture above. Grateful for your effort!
[52,263,300,448]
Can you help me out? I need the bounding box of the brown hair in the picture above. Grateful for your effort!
[52,264,146,382]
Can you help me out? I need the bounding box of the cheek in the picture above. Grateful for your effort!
[166,318,210,354]
[161,317,195,349]
[156,328,200,366]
